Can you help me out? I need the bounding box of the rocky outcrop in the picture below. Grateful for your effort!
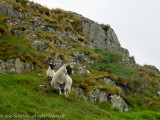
[0,58,34,73]
[31,41,50,51]
[0,2,18,19]
[82,20,106,48]
[0,0,136,67]
[144,65,160,74]
[69,51,93,66]
[86,88,108,104]
[110,95,131,112]
[0,1,33,19]
[72,87,130,112]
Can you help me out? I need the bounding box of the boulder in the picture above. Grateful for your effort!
[109,95,130,112]
[87,88,108,104]
[0,2,18,18]
[31,41,49,51]
[0,58,34,73]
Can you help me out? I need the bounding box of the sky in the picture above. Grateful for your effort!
[30,0,160,70]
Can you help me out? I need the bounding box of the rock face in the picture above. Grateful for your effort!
[0,2,18,18]
[0,58,34,73]
[82,20,106,48]
[31,41,49,51]
[0,1,33,19]
[86,88,108,104]
[72,87,130,112]
[69,51,91,66]
[144,65,160,74]
[110,95,131,112]
[0,0,137,67]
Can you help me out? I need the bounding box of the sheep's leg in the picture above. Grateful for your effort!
[58,86,62,95]
[55,83,62,95]
[66,87,70,97]
[64,85,67,96]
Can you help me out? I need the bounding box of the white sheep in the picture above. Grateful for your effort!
[51,64,72,97]
[47,63,56,82]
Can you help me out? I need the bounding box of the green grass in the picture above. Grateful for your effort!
[0,73,160,120]
[0,2,160,119]
[0,73,111,120]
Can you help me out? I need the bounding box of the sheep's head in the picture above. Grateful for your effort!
[66,65,72,75]
[49,63,56,70]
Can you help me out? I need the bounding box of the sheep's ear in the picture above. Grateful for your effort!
[66,66,72,75]
[50,64,55,70]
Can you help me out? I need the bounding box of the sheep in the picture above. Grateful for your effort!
[47,63,56,82]
[51,64,72,97]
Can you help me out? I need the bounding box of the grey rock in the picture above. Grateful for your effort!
[85,70,91,74]
[0,59,6,73]
[82,20,106,48]
[34,18,43,27]
[24,63,34,71]
[31,41,49,51]
[72,87,86,98]
[144,65,160,74]
[26,2,38,11]
[104,78,116,86]
[87,88,108,104]
[26,2,31,8]
[39,85,50,93]
[5,58,24,73]
[0,58,34,73]
[69,51,90,66]
[15,58,24,73]
[28,34,39,41]
[49,55,64,70]
[121,48,129,56]
[0,2,18,18]
[105,28,121,53]
[110,95,130,112]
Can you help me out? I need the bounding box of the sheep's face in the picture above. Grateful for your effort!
[66,66,72,75]
[49,63,56,70]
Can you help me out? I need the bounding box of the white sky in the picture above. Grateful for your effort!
[30,0,160,70]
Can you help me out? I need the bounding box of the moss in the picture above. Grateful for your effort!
[89,54,101,62]
[101,24,110,31]
[45,24,65,33]
[108,75,118,81]
[16,0,28,6]
[68,36,76,43]
[63,25,73,31]
[8,0,28,12]
[0,26,9,37]
[0,14,11,21]
[38,5,51,16]
[8,25,30,31]
[77,34,85,42]
[41,16,57,23]
[107,87,122,95]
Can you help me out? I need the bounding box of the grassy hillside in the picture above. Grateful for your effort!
[0,73,160,120]
[0,0,160,119]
